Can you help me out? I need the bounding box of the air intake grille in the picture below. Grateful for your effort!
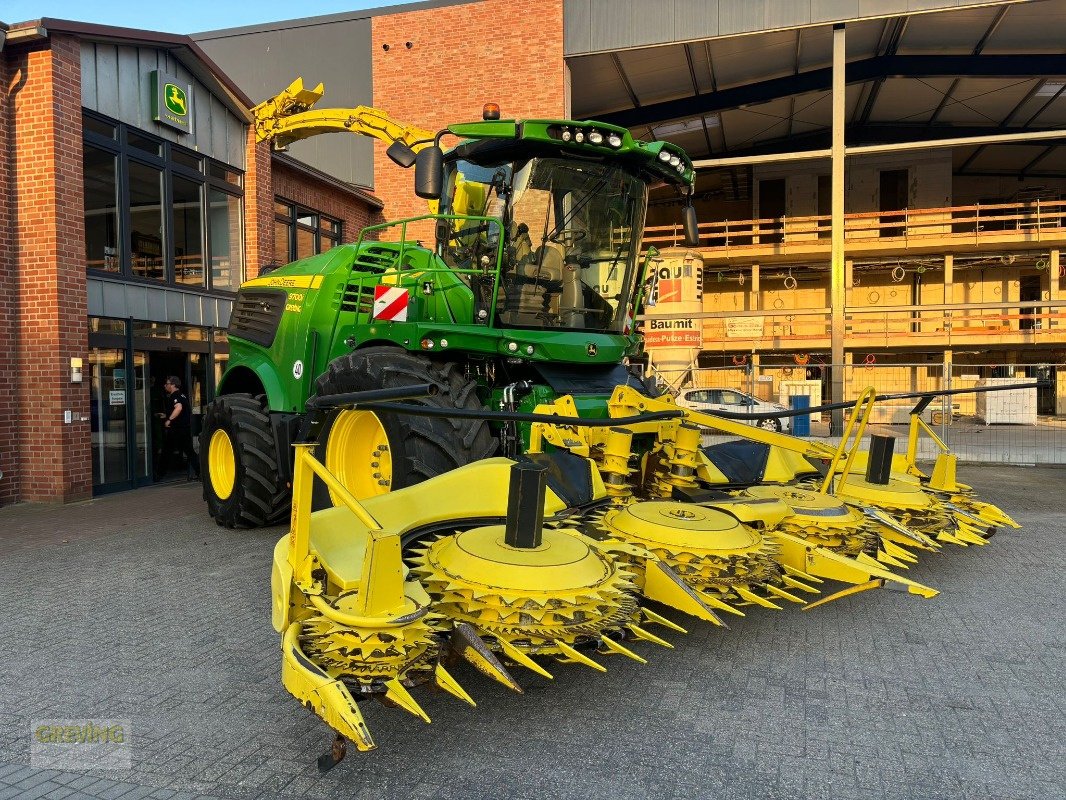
[341,283,377,315]
[228,289,286,347]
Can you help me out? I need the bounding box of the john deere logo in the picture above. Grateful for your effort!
[150,70,191,134]
[586,343,598,357]
[164,84,187,117]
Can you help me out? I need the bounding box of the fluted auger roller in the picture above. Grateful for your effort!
[830,473,985,548]
[924,453,1021,537]
[744,486,880,557]
[643,422,703,498]
[598,501,802,613]
[410,462,664,683]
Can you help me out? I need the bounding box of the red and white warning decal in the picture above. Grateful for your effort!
[372,285,409,321]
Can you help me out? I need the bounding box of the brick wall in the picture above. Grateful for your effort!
[371,0,566,236]
[244,134,274,280]
[271,159,384,250]
[0,52,15,505]
[7,35,90,503]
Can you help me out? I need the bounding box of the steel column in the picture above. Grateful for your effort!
[831,24,846,436]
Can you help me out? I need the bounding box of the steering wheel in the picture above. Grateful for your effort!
[549,229,587,247]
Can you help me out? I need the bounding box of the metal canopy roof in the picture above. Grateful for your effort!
[568,0,1066,176]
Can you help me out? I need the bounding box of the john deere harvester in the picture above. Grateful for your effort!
[201,78,701,526]
[202,81,1020,764]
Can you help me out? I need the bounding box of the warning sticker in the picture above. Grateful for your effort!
[372,286,410,322]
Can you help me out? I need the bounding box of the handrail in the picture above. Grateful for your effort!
[644,196,1066,250]
[819,387,877,495]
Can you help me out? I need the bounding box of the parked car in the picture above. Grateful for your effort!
[675,387,792,432]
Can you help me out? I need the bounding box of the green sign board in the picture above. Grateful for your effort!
[150,70,192,134]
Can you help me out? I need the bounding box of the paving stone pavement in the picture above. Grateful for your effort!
[0,466,1063,800]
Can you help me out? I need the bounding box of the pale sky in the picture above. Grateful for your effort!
[3,0,411,34]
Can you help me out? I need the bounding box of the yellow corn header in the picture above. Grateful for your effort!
[270,384,1017,766]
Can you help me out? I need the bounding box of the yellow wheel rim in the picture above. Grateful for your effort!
[325,409,393,501]
[209,429,236,500]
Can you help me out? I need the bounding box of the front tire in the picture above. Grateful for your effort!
[313,348,498,503]
[758,417,782,432]
[200,394,289,528]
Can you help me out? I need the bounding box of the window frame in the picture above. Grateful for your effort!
[273,197,342,264]
[83,110,245,295]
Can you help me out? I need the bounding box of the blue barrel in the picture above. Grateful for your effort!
[790,395,811,436]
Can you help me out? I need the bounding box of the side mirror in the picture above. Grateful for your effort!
[414,146,444,199]
[682,205,700,247]
[386,140,418,168]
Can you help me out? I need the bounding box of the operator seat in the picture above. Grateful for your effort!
[498,241,585,327]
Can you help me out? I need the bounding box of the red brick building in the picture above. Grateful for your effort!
[0,20,383,503]
[0,0,566,505]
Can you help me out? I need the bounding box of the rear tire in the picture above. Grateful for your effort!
[313,348,498,502]
[200,394,289,528]
[758,417,782,432]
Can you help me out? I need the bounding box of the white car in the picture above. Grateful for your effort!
[675,387,792,432]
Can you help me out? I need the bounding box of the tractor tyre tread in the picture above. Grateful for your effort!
[200,393,290,528]
[313,348,498,492]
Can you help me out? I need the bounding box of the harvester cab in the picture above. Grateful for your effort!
[201,79,698,528]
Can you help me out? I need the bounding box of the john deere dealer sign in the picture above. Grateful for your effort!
[150,71,192,134]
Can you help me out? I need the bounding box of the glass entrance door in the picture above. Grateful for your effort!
[132,352,152,484]
[90,348,130,488]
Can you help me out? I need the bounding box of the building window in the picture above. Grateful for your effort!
[274,198,341,263]
[83,146,120,272]
[82,111,245,293]
[129,161,165,281]
[173,176,205,286]
[209,189,243,292]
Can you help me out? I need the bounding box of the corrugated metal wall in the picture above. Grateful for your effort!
[195,18,375,188]
[564,0,1020,55]
[80,42,246,168]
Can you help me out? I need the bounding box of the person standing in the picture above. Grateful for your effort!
[157,375,200,481]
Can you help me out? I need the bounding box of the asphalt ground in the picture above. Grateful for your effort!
[0,465,1063,800]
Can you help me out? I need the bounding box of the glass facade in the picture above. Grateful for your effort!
[82,111,245,292]
[81,113,244,494]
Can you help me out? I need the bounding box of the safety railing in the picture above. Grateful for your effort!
[650,302,1066,351]
[644,198,1066,255]
[649,362,1065,466]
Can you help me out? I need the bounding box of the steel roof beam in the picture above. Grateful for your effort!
[930,7,1009,126]
[598,53,1066,129]
[856,16,909,127]
[692,126,1066,165]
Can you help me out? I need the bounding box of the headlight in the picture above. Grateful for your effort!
[677,162,685,174]
[588,130,604,145]
[560,128,572,142]
[658,151,671,162]
[669,155,681,167]
[575,130,585,143]
[607,133,622,147]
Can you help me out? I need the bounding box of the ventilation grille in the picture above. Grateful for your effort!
[340,283,377,315]
[228,289,286,347]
